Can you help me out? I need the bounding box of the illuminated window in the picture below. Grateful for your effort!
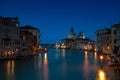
[23,36,26,41]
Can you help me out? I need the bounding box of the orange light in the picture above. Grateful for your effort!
[44,48,47,51]
[107,46,110,50]
[100,56,103,60]
[85,51,88,54]
[98,69,106,80]
[95,48,97,51]
[44,53,48,64]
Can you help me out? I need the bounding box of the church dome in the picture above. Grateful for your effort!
[68,27,76,39]
[77,32,85,39]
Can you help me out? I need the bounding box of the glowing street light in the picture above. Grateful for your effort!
[100,56,103,60]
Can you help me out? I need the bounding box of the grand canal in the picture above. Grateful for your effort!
[0,48,120,80]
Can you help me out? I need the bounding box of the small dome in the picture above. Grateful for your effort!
[77,32,85,39]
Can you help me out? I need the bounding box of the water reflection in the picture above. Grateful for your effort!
[1,48,120,80]
[94,52,98,66]
[6,60,15,80]
[34,54,42,69]
[84,51,89,79]
[96,69,107,80]
[56,48,60,59]
[62,49,65,58]
[61,49,66,75]
[94,52,97,60]
[44,53,48,80]
[107,67,120,80]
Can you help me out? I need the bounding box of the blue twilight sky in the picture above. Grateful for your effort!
[0,0,120,44]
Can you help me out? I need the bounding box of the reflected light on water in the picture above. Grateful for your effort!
[44,53,48,80]
[94,52,97,60]
[62,49,65,58]
[94,52,97,65]
[44,53,48,65]
[97,69,107,80]
[34,54,42,69]
[85,51,88,54]
[7,60,15,80]
[84,51,89,79]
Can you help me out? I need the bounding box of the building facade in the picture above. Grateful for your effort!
[116,24,120,47]
[0,16,20,58]
[95,28,111,54]
[111,24,119,54]
[116,23,120,55]
[20,25,40,54]
[61,27,94,50]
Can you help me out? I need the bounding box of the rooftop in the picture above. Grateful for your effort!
[20,25,39,30]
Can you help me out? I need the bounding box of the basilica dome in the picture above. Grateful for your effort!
[68,27,76,39]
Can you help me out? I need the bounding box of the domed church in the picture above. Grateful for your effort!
[68,27,76,39]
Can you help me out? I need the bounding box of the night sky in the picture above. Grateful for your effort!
[1,0,120,44]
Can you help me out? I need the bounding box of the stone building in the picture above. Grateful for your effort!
[61,27,76,49]
[95,28,111,54]
[116,24,120,47]
[115,23,120,55]
[61,27,94,50]
[0,16,20,58]
[20,25,40,54]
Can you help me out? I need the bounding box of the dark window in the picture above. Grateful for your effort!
[107,36,109,40]
[114,31,116,34]
[114,39,116,44]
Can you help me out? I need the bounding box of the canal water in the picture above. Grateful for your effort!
[0,48,120,80]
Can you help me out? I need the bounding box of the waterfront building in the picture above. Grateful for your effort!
[116,24,120,46]
[95,28,111,54]
[61,27,94,50]
[61,27,76,49]
[61,38,75,49]
[116,23,120,55]
[75,32,94,51]
[77,32,85,39]
[20,25,40,53]
[0,16,20,58]
[111,24,119,55]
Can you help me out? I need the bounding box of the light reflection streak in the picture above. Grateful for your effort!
[38,54,42,68]
[97,69,107,80]
[44,53,48,80]
[34,54,42,69]
[62,49,66,75]
[7,60,15,80]
[62,49,65,58]
[84,51,89,79]
[94,52,97,65]
[56,48,60,59]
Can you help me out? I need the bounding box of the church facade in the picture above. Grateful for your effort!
[61,27,94,51]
